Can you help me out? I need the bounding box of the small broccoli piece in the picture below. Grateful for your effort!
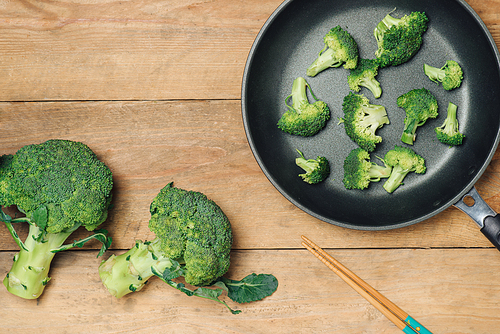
[295,150,330,184]
[0,139,113,299]
[435,102,465,146]
[348,58,382,98]
[277,77,330,137]
[306,26,359,76]
[99,183,278,314]
[397,88,439,145]
[382,145,426,193]
[341,92,390,152]
[374,11,429,68]
[424,60,463,91]
[342,147,392,190]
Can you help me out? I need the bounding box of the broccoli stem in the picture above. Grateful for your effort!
[383,164,410,193]
[440,102,458,135]
[401,117,419,145]
[368,163,392,181]
[360,78,382,99]
[306,47,342,77]
[359,104,389,134]
[98,239,173,298]
[3,223,73,299]
[296,156,316,174]
[286,77,310,111]
[423,64,446,84]
[99,239,242,313]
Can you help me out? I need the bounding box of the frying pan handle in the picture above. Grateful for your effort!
[454,187,500,250]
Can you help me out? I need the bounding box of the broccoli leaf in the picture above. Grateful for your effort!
[0,209,12,223]
[33,205,48,229]
[155,259,185,280]
[216,273,279,304]
[151,264,242,314]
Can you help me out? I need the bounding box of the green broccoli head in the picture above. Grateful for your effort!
[342,147,392,190]
[397,88,439,145]
[348,58,382,98]
[0,139,113,233]
[148,182,232,286]
[277,77,330,137]
[435,102,465,146]
[295,150,330,184]
[306,26,359,76]
[1,139,113,299]
[383,145,426,193]
[424,60,464,91]
[341,92,390,152]
[374,11,429,68]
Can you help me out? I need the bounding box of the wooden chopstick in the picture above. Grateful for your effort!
[301,235,432,334]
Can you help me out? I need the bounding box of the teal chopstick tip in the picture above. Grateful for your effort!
[403,316,433,334]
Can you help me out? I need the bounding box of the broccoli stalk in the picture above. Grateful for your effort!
[277,77,330,137]
[0,139,113,299]
[401,116,423,145]
[307,47,341,76]
[397,88,439,145]
[435,102,465,146]
[295,150,330,184]
[424,60,464,91]
[99,183,278,314]
[383,164,409,193]
[98,239,173,298]
[348,59,382,98]
[307,25,359,76]
[382,146,426,193]
[99,238,242,314]
[3,216,109,299]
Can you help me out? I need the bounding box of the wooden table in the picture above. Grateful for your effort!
[1,0,500,332]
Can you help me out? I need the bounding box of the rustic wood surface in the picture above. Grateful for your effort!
[1,0,500,333]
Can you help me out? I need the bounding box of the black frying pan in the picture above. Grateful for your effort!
[241,0,500,249]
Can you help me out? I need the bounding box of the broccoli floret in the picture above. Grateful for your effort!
[342,148,392,190]
[295,150,330,184]
[435,102,465,146]
[424,60,463,91]
[374,11,429,68]
[277,77,330,137]
[306,26,359,76]
[341,92,390,152]
[382,145,426,193]
[348,59,382,98]
[99,183,278,314]
[0,139,113,299]
[397,88,439,145]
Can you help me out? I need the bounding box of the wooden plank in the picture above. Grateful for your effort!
[0,0,283,101]
[1,248,500,333]
[0,0,498,101]
[1,100,499,251]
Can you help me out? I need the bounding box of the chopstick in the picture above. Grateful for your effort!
[301,235,432,334]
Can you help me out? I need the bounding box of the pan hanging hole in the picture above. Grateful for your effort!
[463,195,475,207]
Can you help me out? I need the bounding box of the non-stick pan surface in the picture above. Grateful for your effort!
[242,0,500,230]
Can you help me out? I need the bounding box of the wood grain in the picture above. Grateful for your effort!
[2,248,500,334]
[0,0,282,101]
